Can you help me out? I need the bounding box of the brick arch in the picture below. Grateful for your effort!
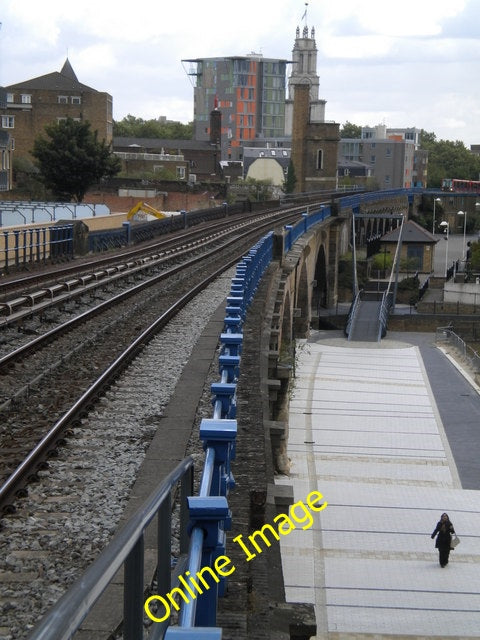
[293,255,310,337]
[312,243,328,312]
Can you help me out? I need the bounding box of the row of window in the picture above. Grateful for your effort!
[1,115,81,129]
[6,94,82,105]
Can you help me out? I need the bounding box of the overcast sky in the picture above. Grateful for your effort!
[1,0,479,147]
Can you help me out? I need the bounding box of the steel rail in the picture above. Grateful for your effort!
[0,243,250,512]
[0,205,307,324]
[0,207,305,367]
[0,201,315,299]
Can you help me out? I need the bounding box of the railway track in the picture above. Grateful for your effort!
[0,206,304,511]
[0,272,230,640]
[0,207,287,325]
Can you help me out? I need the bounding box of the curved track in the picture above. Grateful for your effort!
[0,204,311,513]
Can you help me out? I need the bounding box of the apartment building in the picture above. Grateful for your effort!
[1,59,113,163]
[182,53,289,162]
[339,125,428,189]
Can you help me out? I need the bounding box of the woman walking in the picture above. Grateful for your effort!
[431,513,455,567]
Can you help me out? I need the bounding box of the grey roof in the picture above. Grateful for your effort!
[5,59,99,93]
[243,147,291,159]
[113,137,214,151]
[381,220,438,244]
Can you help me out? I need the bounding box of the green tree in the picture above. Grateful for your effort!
[470,241,480,271]
[32,118,121,202]
[420,130,480,188]
[340,121,362,138]
[371,252,393,272]
[113,115,193,139]
[283,160,297,193]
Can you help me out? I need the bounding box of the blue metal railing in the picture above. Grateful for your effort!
[1,225,73,271]
[283,205,331,254]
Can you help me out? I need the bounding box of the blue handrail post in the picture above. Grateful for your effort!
[220,332,243,357]
[210,383,237,420]
[199,419,237,499]
[284,224,293,252]
[14,230,19,268]
[218,354,240,382]
[185,496,231,627]
[122,221,131,245]
[3,231,9,272]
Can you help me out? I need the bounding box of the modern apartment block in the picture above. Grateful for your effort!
[182,54,289,161]
[1,59,113,164]
[339,125,428,189]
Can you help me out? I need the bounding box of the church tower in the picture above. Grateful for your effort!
[285,25,326,135]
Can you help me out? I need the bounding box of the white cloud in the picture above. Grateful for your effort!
[1,0,479,146]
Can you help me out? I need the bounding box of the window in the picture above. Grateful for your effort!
[71,96,81,105]
[21,94,32,104]
[1,116,14,128]
[176,166,186,179]
[6,93,14,103]
[58,96,68,104]
[316,149,323,170]
[407,245,423,269]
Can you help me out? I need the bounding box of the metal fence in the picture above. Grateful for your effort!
[1,225,74,271]
[435,325,480,373]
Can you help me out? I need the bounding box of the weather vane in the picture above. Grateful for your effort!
[302,2,308,23]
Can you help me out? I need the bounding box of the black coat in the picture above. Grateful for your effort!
[431,520,455,549]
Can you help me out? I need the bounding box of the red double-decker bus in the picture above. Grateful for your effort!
[441,178,480,192]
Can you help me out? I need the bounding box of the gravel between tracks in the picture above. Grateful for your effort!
[0,268,235,640]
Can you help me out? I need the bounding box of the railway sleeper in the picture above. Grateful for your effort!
[46,283,68,298]
[0,296,29,315]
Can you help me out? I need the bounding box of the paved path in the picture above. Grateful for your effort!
[276,330,480,639]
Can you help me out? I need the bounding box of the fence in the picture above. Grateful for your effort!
[435,325,480,374]
[1,225,73,272]
[0,202,109,227]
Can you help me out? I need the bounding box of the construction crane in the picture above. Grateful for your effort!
[127,201,168,221]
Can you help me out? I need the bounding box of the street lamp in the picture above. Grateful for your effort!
[432,197,442,234]
[439,221,449,278]
[457,210,467,262]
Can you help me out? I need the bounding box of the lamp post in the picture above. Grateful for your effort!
[439,221,449,278]
[432,197,442,234]
[457,210,467,262]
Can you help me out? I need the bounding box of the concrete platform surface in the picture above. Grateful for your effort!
[276,331,480,639]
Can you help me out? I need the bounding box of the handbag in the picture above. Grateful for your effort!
[451,535,460,549]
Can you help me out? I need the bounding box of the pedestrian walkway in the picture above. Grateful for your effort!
[276,331,480,639]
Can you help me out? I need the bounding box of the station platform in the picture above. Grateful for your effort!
[276,331,480,639]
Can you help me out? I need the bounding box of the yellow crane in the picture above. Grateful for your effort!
[127,201,168,221]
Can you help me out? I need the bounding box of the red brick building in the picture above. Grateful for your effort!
[1,59,113,163]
